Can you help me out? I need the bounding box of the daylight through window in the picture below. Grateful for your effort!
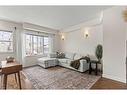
[0,30,13,52]
[25,34,49,56]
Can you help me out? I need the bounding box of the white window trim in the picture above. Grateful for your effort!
[0,30,14,53]
[25,33,49,56]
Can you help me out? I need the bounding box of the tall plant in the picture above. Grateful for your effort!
[95,44,103,62]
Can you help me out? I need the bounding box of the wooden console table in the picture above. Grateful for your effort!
[0,61,22,89]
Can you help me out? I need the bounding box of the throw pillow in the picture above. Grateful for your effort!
[56,52,65,58]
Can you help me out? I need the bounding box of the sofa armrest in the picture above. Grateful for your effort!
[79,59,89,72]
[80,59,86,63]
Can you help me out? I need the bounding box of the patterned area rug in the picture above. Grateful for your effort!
[23,66,100,89]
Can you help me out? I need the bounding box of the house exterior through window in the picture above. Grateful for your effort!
[0,30,13,52]
[25,33,49,56]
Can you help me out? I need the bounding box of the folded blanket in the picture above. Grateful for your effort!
[70,56,90,70]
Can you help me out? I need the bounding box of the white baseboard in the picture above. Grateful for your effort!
[23,63,37,67]
[102,74,126,83]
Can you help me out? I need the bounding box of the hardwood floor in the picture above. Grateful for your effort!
[0,71,127,89]
[91,77,127,89]
[0,71,33,89]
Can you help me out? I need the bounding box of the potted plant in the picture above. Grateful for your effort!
[95,44,103,63]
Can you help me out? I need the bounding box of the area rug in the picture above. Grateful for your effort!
[23,66,101,89]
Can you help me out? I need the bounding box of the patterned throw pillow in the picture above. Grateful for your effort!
[56,52,65,58]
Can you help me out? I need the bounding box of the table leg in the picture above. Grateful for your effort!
[17,72,21,89]
[3,74,7,89]
[1,75,3,88]
[14,73,17,83]
[96,63,98,75]
[89,62,92,74]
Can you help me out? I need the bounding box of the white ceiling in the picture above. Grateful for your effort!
[0,6,110,30]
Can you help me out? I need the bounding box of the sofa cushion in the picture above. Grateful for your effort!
[38,57,57,62]
[58,58,68,63]
[74,54,82,60]
[66,59,73,64]
[58,58,73,63]
[65,52,75,60]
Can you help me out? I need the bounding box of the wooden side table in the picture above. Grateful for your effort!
[89,60,100,75]
[1,61,22,89]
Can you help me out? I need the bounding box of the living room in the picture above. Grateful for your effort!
[0,6,127,90]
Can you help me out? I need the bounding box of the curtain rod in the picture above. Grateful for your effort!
[24,28,56,35]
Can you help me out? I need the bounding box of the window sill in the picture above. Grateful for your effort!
[0,52,14,54]
[25,54,47,57]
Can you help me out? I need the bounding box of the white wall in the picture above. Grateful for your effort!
[60,18,103,56]
[59,18,103,70]
[103,7,127,83]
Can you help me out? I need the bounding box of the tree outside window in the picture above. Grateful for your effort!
[25,34,49,56]
[0,31,13,52]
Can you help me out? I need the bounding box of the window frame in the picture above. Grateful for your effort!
[43,36,49,54]
[0,30,14,53]
[25,33,49,56]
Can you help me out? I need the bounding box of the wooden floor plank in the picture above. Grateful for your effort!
[0,71,33,89]
[91,77,127,89]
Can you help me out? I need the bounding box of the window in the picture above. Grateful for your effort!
[25,34,49,56]
[0,30,13,52]
[44,37,49,54]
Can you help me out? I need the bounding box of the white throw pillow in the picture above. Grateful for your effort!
[74,54,82,60]
[65,52,75,60]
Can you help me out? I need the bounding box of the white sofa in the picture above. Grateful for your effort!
[38,57,58,68]
[38,52,89,72]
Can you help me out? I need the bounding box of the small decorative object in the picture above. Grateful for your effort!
[95,44,103,63]
[6,56,15,63]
